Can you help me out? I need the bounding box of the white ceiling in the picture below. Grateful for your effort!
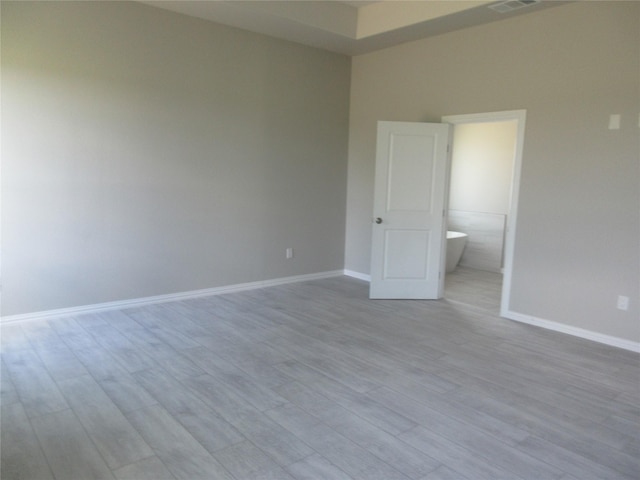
[139,1,566,56]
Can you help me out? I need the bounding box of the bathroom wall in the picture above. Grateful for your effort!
[448,120,517,272]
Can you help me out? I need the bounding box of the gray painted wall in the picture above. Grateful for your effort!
[2,1,350,315]
[345,2,639,342]
[3,1,638,346]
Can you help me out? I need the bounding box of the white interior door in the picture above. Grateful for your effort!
[369,121,451,299]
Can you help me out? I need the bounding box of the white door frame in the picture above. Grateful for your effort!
[441,109,526,317]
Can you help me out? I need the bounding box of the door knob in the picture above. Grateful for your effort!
[375,217,383,224]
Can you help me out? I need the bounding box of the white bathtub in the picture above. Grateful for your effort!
[446,231,468,273]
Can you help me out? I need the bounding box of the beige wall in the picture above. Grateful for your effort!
[346,2,639,341]
[3,1,638,345]
[1,1,350,315]
[449,121,517,214]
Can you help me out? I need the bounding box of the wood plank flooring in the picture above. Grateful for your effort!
[1,271,638,479]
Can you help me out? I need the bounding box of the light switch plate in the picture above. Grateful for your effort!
[608,114,621,130]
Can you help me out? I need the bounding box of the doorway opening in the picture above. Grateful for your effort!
[441,110,526,317]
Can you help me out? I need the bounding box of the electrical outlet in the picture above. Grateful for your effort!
[286,247,293,259]
[616,295,629,311]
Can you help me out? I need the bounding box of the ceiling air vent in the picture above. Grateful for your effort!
[489,0,540,14]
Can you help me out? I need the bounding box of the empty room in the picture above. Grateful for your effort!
[1,1,638,479]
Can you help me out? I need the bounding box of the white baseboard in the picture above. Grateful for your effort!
[341,271,638,352]
[4,270,637,353]
[0,270,343,325]
[344,270,371,282]
[504,310,640,353]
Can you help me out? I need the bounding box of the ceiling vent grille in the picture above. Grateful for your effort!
[489,0,540,14]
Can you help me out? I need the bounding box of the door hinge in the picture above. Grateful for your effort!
[447,144,451,153]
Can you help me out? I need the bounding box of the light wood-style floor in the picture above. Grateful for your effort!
[2,271,638,480]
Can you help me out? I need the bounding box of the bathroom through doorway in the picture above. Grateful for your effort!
[442,110,526,317]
